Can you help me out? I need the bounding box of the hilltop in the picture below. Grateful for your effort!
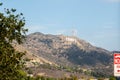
[15,32,113,78]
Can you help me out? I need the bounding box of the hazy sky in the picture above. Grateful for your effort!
[1,0,120,51]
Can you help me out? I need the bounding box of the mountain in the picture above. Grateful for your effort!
[23,32,112,66]
[17,32,113,77]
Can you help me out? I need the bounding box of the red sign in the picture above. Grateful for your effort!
[114,53,120,76]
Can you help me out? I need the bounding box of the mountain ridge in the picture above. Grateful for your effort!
[14,32,113,77]
[22,32,112,67]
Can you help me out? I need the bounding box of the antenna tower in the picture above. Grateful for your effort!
[72,29,77,37]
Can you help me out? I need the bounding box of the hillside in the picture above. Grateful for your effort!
[13,43,57,67]
[17,32,113,77]
[23,32,112,66]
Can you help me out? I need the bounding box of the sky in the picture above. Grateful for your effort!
[0,0,120,51]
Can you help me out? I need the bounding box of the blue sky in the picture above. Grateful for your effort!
[1,0,120,51]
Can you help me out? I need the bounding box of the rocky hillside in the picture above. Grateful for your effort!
[22,32,112,68]
[13,43,57,68]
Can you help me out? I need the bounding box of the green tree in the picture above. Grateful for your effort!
[109,76,116,80]
[0,3,28,80]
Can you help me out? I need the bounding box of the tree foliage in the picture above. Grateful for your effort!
[0,3,28,80]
